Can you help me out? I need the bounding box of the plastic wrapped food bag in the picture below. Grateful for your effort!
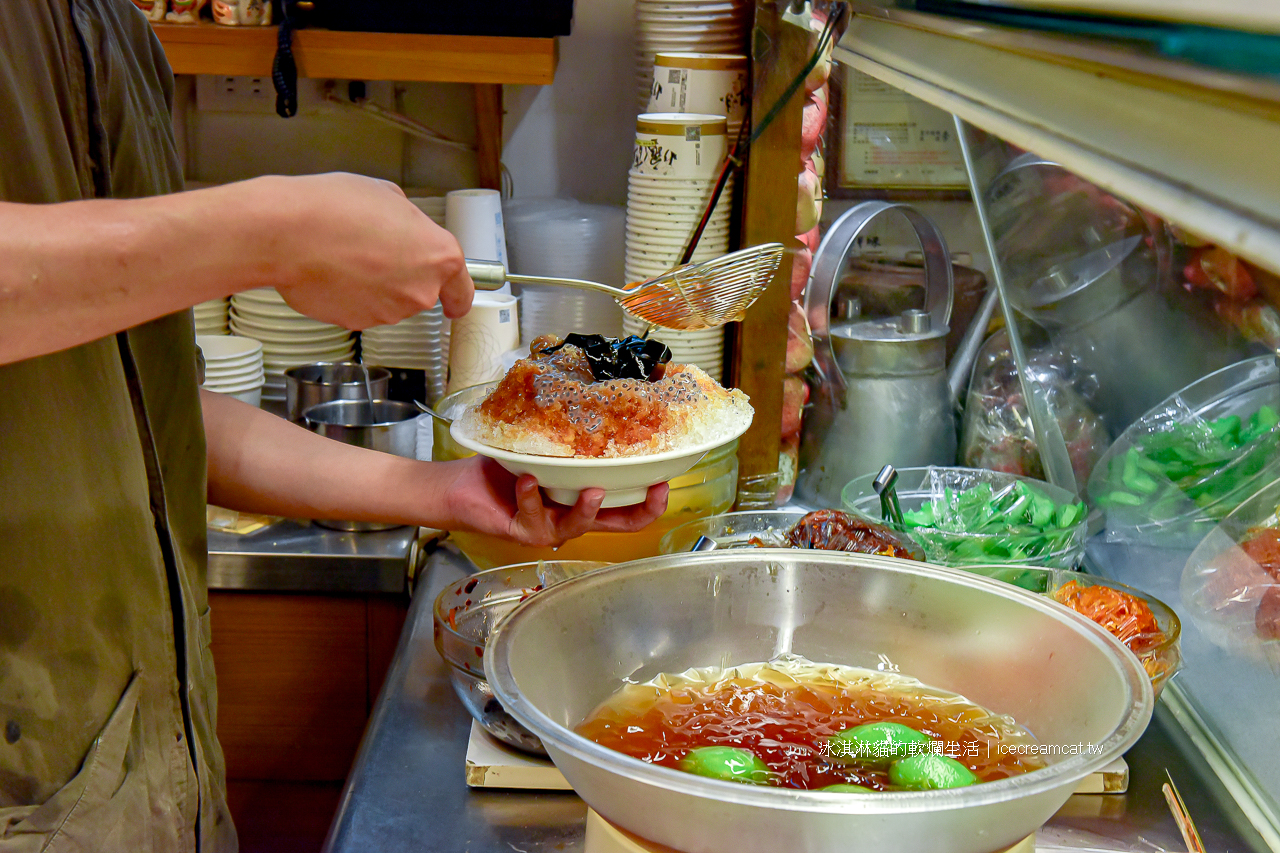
[1089,355,1280,547]
[1181,472,1280,668]
[961,331,1107,487]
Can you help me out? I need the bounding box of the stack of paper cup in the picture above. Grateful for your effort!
[194,298,229,335]
[197,334,266,407]
[635,0,753,109]
[505,198,626,342]
[446,293,520,394]
[626,114,732,278]
[648,53,749,138]
[446,189,510,295]
[625,113,731,381]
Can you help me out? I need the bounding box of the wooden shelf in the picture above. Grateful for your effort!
[152,22,558,85]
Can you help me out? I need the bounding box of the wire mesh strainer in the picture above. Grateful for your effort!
[467,242,784,331]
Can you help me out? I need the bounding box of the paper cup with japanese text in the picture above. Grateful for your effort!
[648,53,748,133]
[447,293,520,394]
[632,113,727,179]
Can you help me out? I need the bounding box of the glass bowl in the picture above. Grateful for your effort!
[659,509,811,553]
[659,509,924,560]
[842,466,1088,569]
[433,560,610,754]
[963,565,1180,697]
[1087,355,1280,548]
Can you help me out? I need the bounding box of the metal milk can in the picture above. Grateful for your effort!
[796,202,957,507]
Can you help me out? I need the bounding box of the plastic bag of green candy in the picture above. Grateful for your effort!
[1086,355,1280,548]
[841,466,1089,569]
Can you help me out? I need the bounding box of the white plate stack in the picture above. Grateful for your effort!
[361,308,450,402]
[635,0,752,110]
[506,198,626,343]
[409,196,447,225]
[626,114,731,381]
[193,298,229,336]
[197,334,265,407]
[229,288,356,407]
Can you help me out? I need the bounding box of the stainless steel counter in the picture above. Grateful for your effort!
[207,520,422,593]
[324,545,1272,853]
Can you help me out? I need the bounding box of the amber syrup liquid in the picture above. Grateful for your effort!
[576,674,1045,791]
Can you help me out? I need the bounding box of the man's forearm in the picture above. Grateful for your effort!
[0,181,284,364]
[201,389,455,526]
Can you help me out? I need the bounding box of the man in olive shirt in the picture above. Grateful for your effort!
[0,3,667,851]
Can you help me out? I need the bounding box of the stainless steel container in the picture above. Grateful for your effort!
[799,202,957,506]
[285,362,391,422]
[303,399,419,531]
[486,551,1153,853]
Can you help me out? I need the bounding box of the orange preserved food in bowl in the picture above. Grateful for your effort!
[1050,579,1177,690]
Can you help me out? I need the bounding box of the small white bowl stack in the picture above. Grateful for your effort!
[229,288,356,408]
[626,113,731,380]
[505,198,626,343]
[361,197,452,402]
[193,298,229,336]
[634,0,753,110]
[197,334,265,407]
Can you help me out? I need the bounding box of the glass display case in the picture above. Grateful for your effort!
[803,3,1280,848]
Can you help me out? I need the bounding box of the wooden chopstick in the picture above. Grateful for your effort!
[1162,771,1207,853]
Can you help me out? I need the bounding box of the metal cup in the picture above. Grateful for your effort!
[303,399,420,532]
[285,362,391,422]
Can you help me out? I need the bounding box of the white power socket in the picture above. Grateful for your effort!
[196,74,279,113]
[196,75,395,114]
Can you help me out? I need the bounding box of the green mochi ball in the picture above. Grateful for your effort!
[827,721,932,765]
[820,783,874,793]
[679,746,770,784]
[888,753,979,790]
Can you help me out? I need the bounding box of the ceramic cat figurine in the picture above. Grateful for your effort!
[211,0,272,25]
[166,0,208,23]
[131,0,166,21]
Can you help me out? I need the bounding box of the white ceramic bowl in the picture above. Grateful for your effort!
[450,419,750,508]
[203,369,266,386]
[203,375,266,393]
[229,316,348,338]
[202,355,262,373]
[197,333,262,360]
[263,352,356,371]
[230,309,340,329]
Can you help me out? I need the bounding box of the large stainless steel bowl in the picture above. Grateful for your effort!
[485,551,1153,853]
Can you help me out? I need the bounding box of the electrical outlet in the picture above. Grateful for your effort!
[196,76,395,114]
[196,74,279,113]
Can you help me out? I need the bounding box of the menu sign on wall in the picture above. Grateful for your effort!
[838,69,968,190]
